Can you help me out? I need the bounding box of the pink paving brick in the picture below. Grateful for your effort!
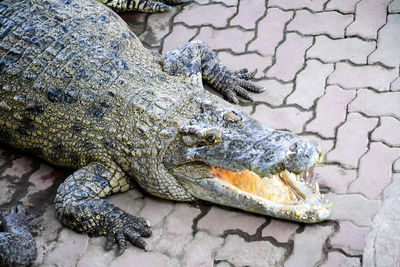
[194,26,254,53]
[248,8,293,56]
[330,221,371,254]
[165,204,200,235]
[348,89,400,119]
[252,79,293,106]
[183,232,223,266]
[349,142,400,199]
[139,197,175,226]
[328,62,398,91]
[261,219,298,243]
[197,206,265,236]
[346,0,391,39]
[230,0,266,30]
[321,251,361,266]
[286,59,334,109]
[325,0,359,13]
[326,113,378,168]
[266,33,312,82]
[314,164,357,193]
[162,24,197,55]
[174,3,236,27]
[326,193,380,226]
[252,104,312,134]
[268,0,328,11]
[371,117,400,147]
[287,10,353,38]
[27,163,62,191]
[217,51,271,79]
[2,157,34,181]
[307,36,376,64]
[306,85,356,138]
[392,77,400,91]
[389,0,400,13]
[368,15,400,67]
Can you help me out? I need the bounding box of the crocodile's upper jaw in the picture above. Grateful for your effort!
[171,162,331,223]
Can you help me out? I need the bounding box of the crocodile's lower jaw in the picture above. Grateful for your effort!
[208,166,331,222]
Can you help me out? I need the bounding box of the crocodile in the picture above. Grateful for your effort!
[0,0,331,265]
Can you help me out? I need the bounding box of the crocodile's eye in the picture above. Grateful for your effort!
[204,130,221,145]
[223,111,242,123]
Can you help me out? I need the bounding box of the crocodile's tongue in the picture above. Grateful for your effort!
[210,166,315,204]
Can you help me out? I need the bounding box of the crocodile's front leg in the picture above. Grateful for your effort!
[54,163,151,254]
[163,40,265,104]
[0,205,39,266]
[97,0,188,12]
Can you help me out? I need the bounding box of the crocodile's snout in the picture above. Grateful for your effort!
[283,139,322,174]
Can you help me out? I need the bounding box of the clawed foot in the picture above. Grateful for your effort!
[1,205,40,232]
[105,211,152,255]
[220,68,265,104]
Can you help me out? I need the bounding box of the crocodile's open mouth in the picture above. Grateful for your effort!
[172,159,331,223]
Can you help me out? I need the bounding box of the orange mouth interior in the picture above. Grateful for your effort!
[210,166,298,204]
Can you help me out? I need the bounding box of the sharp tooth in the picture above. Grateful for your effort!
[327,203,333,209]
[315,182,320,194]
[306,171,309,177]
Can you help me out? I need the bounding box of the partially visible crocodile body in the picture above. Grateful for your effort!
[0,0,331,265]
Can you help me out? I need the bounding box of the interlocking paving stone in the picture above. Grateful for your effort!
[230,0,265,30]
[162,24,197,55]
[314,164,357,193]
[110,250,176,267]
[195,27,254,53]
[383,173,400,199]
[321,251,361,267]
[253,79,293,106]
[326,113,378,168]
[197,206,266,236]
[326,193,380,226]
[369,15,400,67]
[286,59,334,109]
[307,35,376,64]
[217,51,271,79]
[285,224,334,267]
[348,89,400,119]
[371,117,400,147]
[330,221,370,254]
[306,85,356,138]
[174,3,236,27]
[182,232,224,266]
[346,0,391,39]
[268,0,328,11]
[139,197,175,226]
[253,104,313,134]
[349,142,400,199]
[363,192,400,267]
[389,0,400,13]
[328,63,398,91]
[0,179,14,205]
[392,76,400,91]
[165,204,200,235]
[215,235,286,267]
[287,10,353,38]
[266,33,313,82]
[325,0,359,13]
[139,9,178,48]
[248,8,293,56]
[43,229,89,267]
[2,157,34,180]
[261,219,298,243]
[394,159,400,172]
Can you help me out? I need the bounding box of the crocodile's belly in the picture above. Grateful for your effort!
[0,0,180,168]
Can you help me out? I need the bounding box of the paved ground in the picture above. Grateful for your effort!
[1,0,400,266]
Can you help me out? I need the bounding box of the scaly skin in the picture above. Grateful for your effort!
[0,0,330,265]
